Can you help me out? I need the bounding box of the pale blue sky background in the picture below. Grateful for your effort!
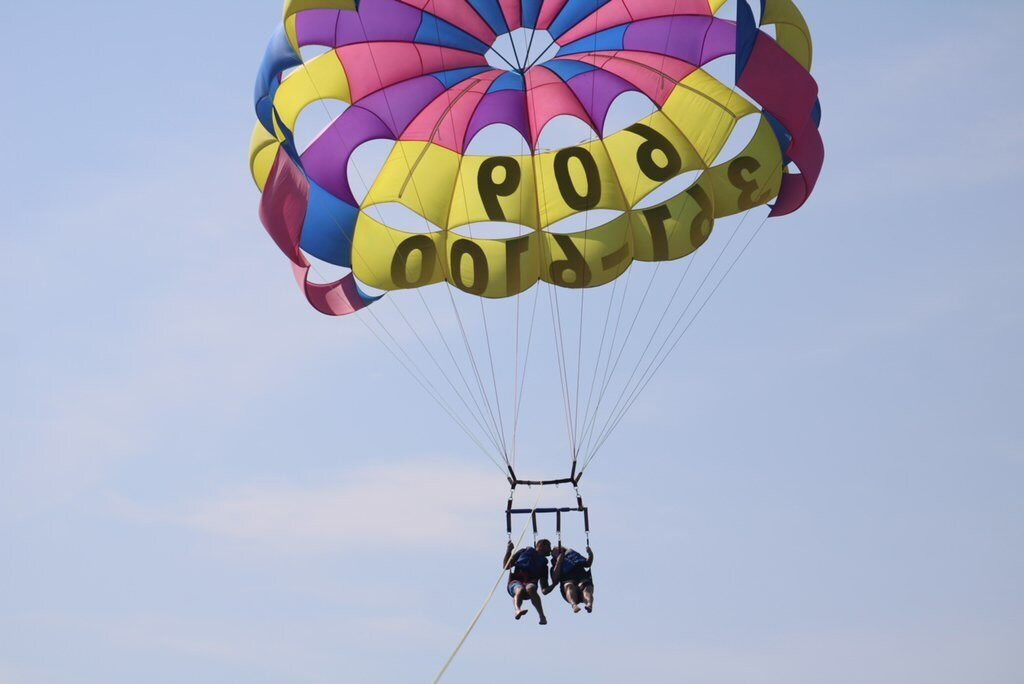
[2,2,1022,683]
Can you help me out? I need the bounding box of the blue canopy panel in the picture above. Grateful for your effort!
[467,0,510,35]
[415,14,491,53]
[431,65,494,88]
[255,25,302,133]
[543,59,597,81]
[522,0,544,29]
[300,180,359,268]
[488,71,527,93]
[557,24,628,57]
[547,0,613,40]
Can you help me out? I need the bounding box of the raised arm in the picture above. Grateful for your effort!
[550,549,565,584]
[585,546,595,568]
[503,542,517,570]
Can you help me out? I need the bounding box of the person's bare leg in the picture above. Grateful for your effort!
[514,588,529,619]
[526,585,547,625]
[583,585,594,613]
[566,584,582,613]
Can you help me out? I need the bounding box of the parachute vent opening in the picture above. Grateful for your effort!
[486,29,558,73]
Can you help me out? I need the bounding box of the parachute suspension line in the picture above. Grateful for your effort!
[510,131,539,468]
[580,81,779,463]
[432,486,545,684]
[576,251,667,455]
[389,295,509,455]
[578,52,745,463]
[576,245,700,458]
[582,208,752,463]
[474,285,510,459]
[510,130,526,470]
[279,173,503,469]
[440,233,509,459]
[570,48,605,468]
[584,210,772,468]
[530,132,578,461]
[574,0,685,458]
[578,263,635,453]
[431,23,517,464]
[296,23,507,463]
[577,271,623,443]
[355,14,512,461]
[586,205,776,467]
[511,285,542,465]
[513,286,521,469]
[547,280,580,461]
[413,292,509,455]
[290,80,501,462]
[356,310,508,474]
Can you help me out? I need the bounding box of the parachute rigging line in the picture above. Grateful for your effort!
[584,210,775,470]
[349,8,517,462]
[575,40,747,464]
[572,0,704,462]
[291,38,509,465]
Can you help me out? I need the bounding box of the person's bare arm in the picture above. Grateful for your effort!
[585,546,595,568]
[503,542,517,570]
[551,549,565,583]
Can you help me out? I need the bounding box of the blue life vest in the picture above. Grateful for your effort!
[513,547,548,580]
[560,550,587,577]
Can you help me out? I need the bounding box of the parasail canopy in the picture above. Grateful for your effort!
[249,0,824,477]
[251,0,822,315]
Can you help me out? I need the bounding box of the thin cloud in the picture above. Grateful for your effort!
[177,459,506,554]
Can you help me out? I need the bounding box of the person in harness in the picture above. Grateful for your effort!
[550,545,595,614]
[503,539,554,625]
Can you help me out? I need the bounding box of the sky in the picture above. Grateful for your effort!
[2,1,1023,683]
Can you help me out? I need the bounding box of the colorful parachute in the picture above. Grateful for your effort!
[251,0,822,316]
[250,0,823,490]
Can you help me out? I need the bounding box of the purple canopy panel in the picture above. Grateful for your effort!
[622,16,725,67]
[563,66,640,133]
[301,106,395,206]
[357,75,448,136]
[464,89,532,148]
[335,0,423,46]
[295,10,344,47]
[557,0,715,44]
